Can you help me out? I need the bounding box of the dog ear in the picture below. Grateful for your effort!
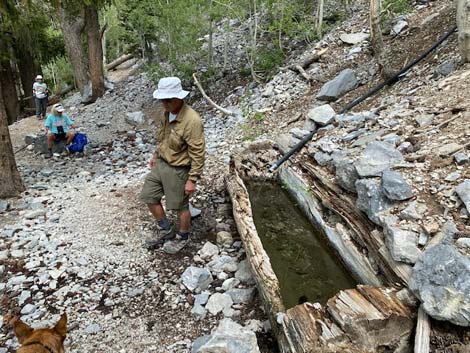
[53,313,67,338]
[13,319,33,344]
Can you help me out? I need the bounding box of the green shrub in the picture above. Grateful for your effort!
[383,0,411,15]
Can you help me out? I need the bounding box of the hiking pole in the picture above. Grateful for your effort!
[268,25,457,173]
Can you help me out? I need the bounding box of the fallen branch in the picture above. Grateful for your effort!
[192,73,235,116]
[414,306,431,353]
[105,54,134,71]
[289,48,328,71]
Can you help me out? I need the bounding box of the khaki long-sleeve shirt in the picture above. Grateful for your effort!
[155,103,206,182]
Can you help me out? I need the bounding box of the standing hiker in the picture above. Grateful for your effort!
[33,75,48,119]
[140,77,206,254]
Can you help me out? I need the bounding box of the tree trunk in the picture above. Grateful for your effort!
[0,82,24,197]
[15,39,39,110]
[85,5,105,101]
[457,0,470,62]
[57,5,89,95]
[0,52,20,125]
[370,0,393,79]
[316,0,324,38]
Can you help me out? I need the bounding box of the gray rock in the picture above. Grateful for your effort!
[410,244,470,326]
[199,241,219,261]
[317,69,358,102]
[306,104,336,126]
[24,134,37,145]
[21,304,36,315]
[181,266,213,292]
[335,158,359,193]
[125,111,145,126]
[342,128,367,142]
[391,20,408,35]
[313,152,332,166]
[197,319,260,353]
[399,201,426,221]
[222,278,240,291]
[355,142,404,177]
[190,204,202,218]
[226,288,256,304]
[339,32,370,45]
[84,323,102,335]
[290,127,310,139]
[445,171,461,182]
[303,118,317,132]
[194,292,210,306]
[382,170,413,200]
[434,61,455,77]
[25,210,46,219]
[456,180,470,214]
[217,231,233,248]
[208,256,238,273]
[205,293,233,316]
[436,143,463,157]
[0,200,9,212]
[414,114,434,127]
[192,335,212,353]
[235,260,255,284]
[382,216,421,264]
[355,179,393,225]
[454,152,469,165]
[191,304,207,321]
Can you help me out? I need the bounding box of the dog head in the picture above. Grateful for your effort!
[13,313,67,353]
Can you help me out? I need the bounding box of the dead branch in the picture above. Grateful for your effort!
[192,73,235,116]
[105,54,134,71]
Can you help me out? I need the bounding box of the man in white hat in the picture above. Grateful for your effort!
[44,103,76,158]
[33,75,48,119]
[140,77,206,254]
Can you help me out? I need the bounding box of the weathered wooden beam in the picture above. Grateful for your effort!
[226,166,285,335]
[414,305,431,353]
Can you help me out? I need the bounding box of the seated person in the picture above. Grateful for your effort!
[44,103,76,157]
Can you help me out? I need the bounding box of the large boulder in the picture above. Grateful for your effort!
[355,142,404,177]
[194,318,260,353]
[317,69,358,101]
[355,179,393,225]
[410,244,470,326]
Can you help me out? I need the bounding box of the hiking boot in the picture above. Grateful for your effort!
[162,232,190,254]
[144,223,175,250]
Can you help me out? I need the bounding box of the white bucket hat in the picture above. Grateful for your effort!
[152,77,189,100]
[35,75,43,80]
[53,103,65,113]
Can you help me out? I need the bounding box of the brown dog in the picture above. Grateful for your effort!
[13,314,67,353]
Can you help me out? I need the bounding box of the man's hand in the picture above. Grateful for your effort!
[149,156,157,169]
[185,180,196,194]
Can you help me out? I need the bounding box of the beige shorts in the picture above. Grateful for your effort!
[140,159,190,210]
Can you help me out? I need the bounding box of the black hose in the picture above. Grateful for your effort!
[269,25,457,172]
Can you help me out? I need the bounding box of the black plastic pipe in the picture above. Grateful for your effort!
[269,25,457,172]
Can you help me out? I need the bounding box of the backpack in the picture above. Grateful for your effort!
[68,133,88,153]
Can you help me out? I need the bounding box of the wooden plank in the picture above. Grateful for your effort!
[414,305,431,353]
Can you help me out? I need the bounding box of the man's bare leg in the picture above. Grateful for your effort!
[148,203,166,221]
[179,209,191,233]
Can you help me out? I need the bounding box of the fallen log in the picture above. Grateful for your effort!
[226,160,285,335]
[288,48,328,82]
[105,54,134,71]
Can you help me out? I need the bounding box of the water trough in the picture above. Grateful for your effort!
[226,141,416,353]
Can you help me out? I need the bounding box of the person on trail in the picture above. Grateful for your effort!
[33,75,48,119]
[44,103,76,158]
[140,77,206,254]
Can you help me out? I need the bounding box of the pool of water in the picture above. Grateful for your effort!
[247,182,357,309]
